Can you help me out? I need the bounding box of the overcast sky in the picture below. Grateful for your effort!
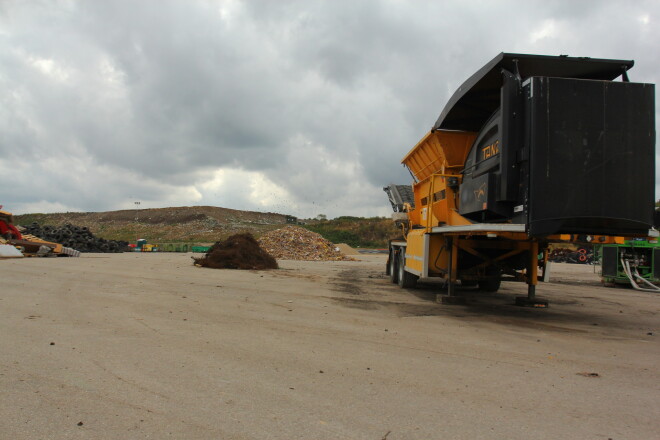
[1,0,658,218]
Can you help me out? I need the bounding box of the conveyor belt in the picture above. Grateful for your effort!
[383,184,415,213]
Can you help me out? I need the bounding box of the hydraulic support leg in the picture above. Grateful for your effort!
[515,241,548,307]
[440,236,466,304]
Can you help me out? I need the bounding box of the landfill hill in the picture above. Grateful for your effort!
[14,206,292,244]
[304,216,399,248]
[14,207,399,247]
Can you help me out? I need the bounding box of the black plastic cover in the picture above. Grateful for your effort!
[601,246,619,277]
[459,110,511,221]
[434,53,633,132]
[526,77,655,236]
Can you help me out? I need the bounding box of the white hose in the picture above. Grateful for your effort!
[621,259,641,290]
[632,265,660,291]
[621,258,660,292]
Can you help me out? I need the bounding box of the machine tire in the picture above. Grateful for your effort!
[398,250,418,288]
[478,266,502,292]
[478,277,501,292]
[389,249,399,284]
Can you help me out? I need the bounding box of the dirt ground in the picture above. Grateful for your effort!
[1,254,658,439]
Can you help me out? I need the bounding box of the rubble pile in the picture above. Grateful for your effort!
[193,233,278,270]
[20,222,129,253]
[257,226,353,261]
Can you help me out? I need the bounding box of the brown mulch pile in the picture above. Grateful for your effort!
[257,226,353,261]
[193,233,278,270]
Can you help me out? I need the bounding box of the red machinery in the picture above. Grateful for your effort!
[0,206,23,240]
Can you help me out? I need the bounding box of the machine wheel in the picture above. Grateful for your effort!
[398,250,418,288]
[389,249,399,284]
[478,266,501,292]
[478,277,501,292]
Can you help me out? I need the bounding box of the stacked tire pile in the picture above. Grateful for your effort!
[20,222,129,253]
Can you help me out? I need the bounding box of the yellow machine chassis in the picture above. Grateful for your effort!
[388,129,656,306]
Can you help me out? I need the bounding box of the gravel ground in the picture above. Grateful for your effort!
[0,254,658,439]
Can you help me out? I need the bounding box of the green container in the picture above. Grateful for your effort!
[155,243,197,252]
[192,246,211,253]
[599,240,660,284]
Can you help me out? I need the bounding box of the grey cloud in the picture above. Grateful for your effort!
[0,0,658,216]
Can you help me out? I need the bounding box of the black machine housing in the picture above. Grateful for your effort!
[434,53,656,237]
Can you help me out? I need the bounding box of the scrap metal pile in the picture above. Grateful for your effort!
[548,247,594,264]
[21,222,129,253]
[257,226,353,261]
[193,233,278,270]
